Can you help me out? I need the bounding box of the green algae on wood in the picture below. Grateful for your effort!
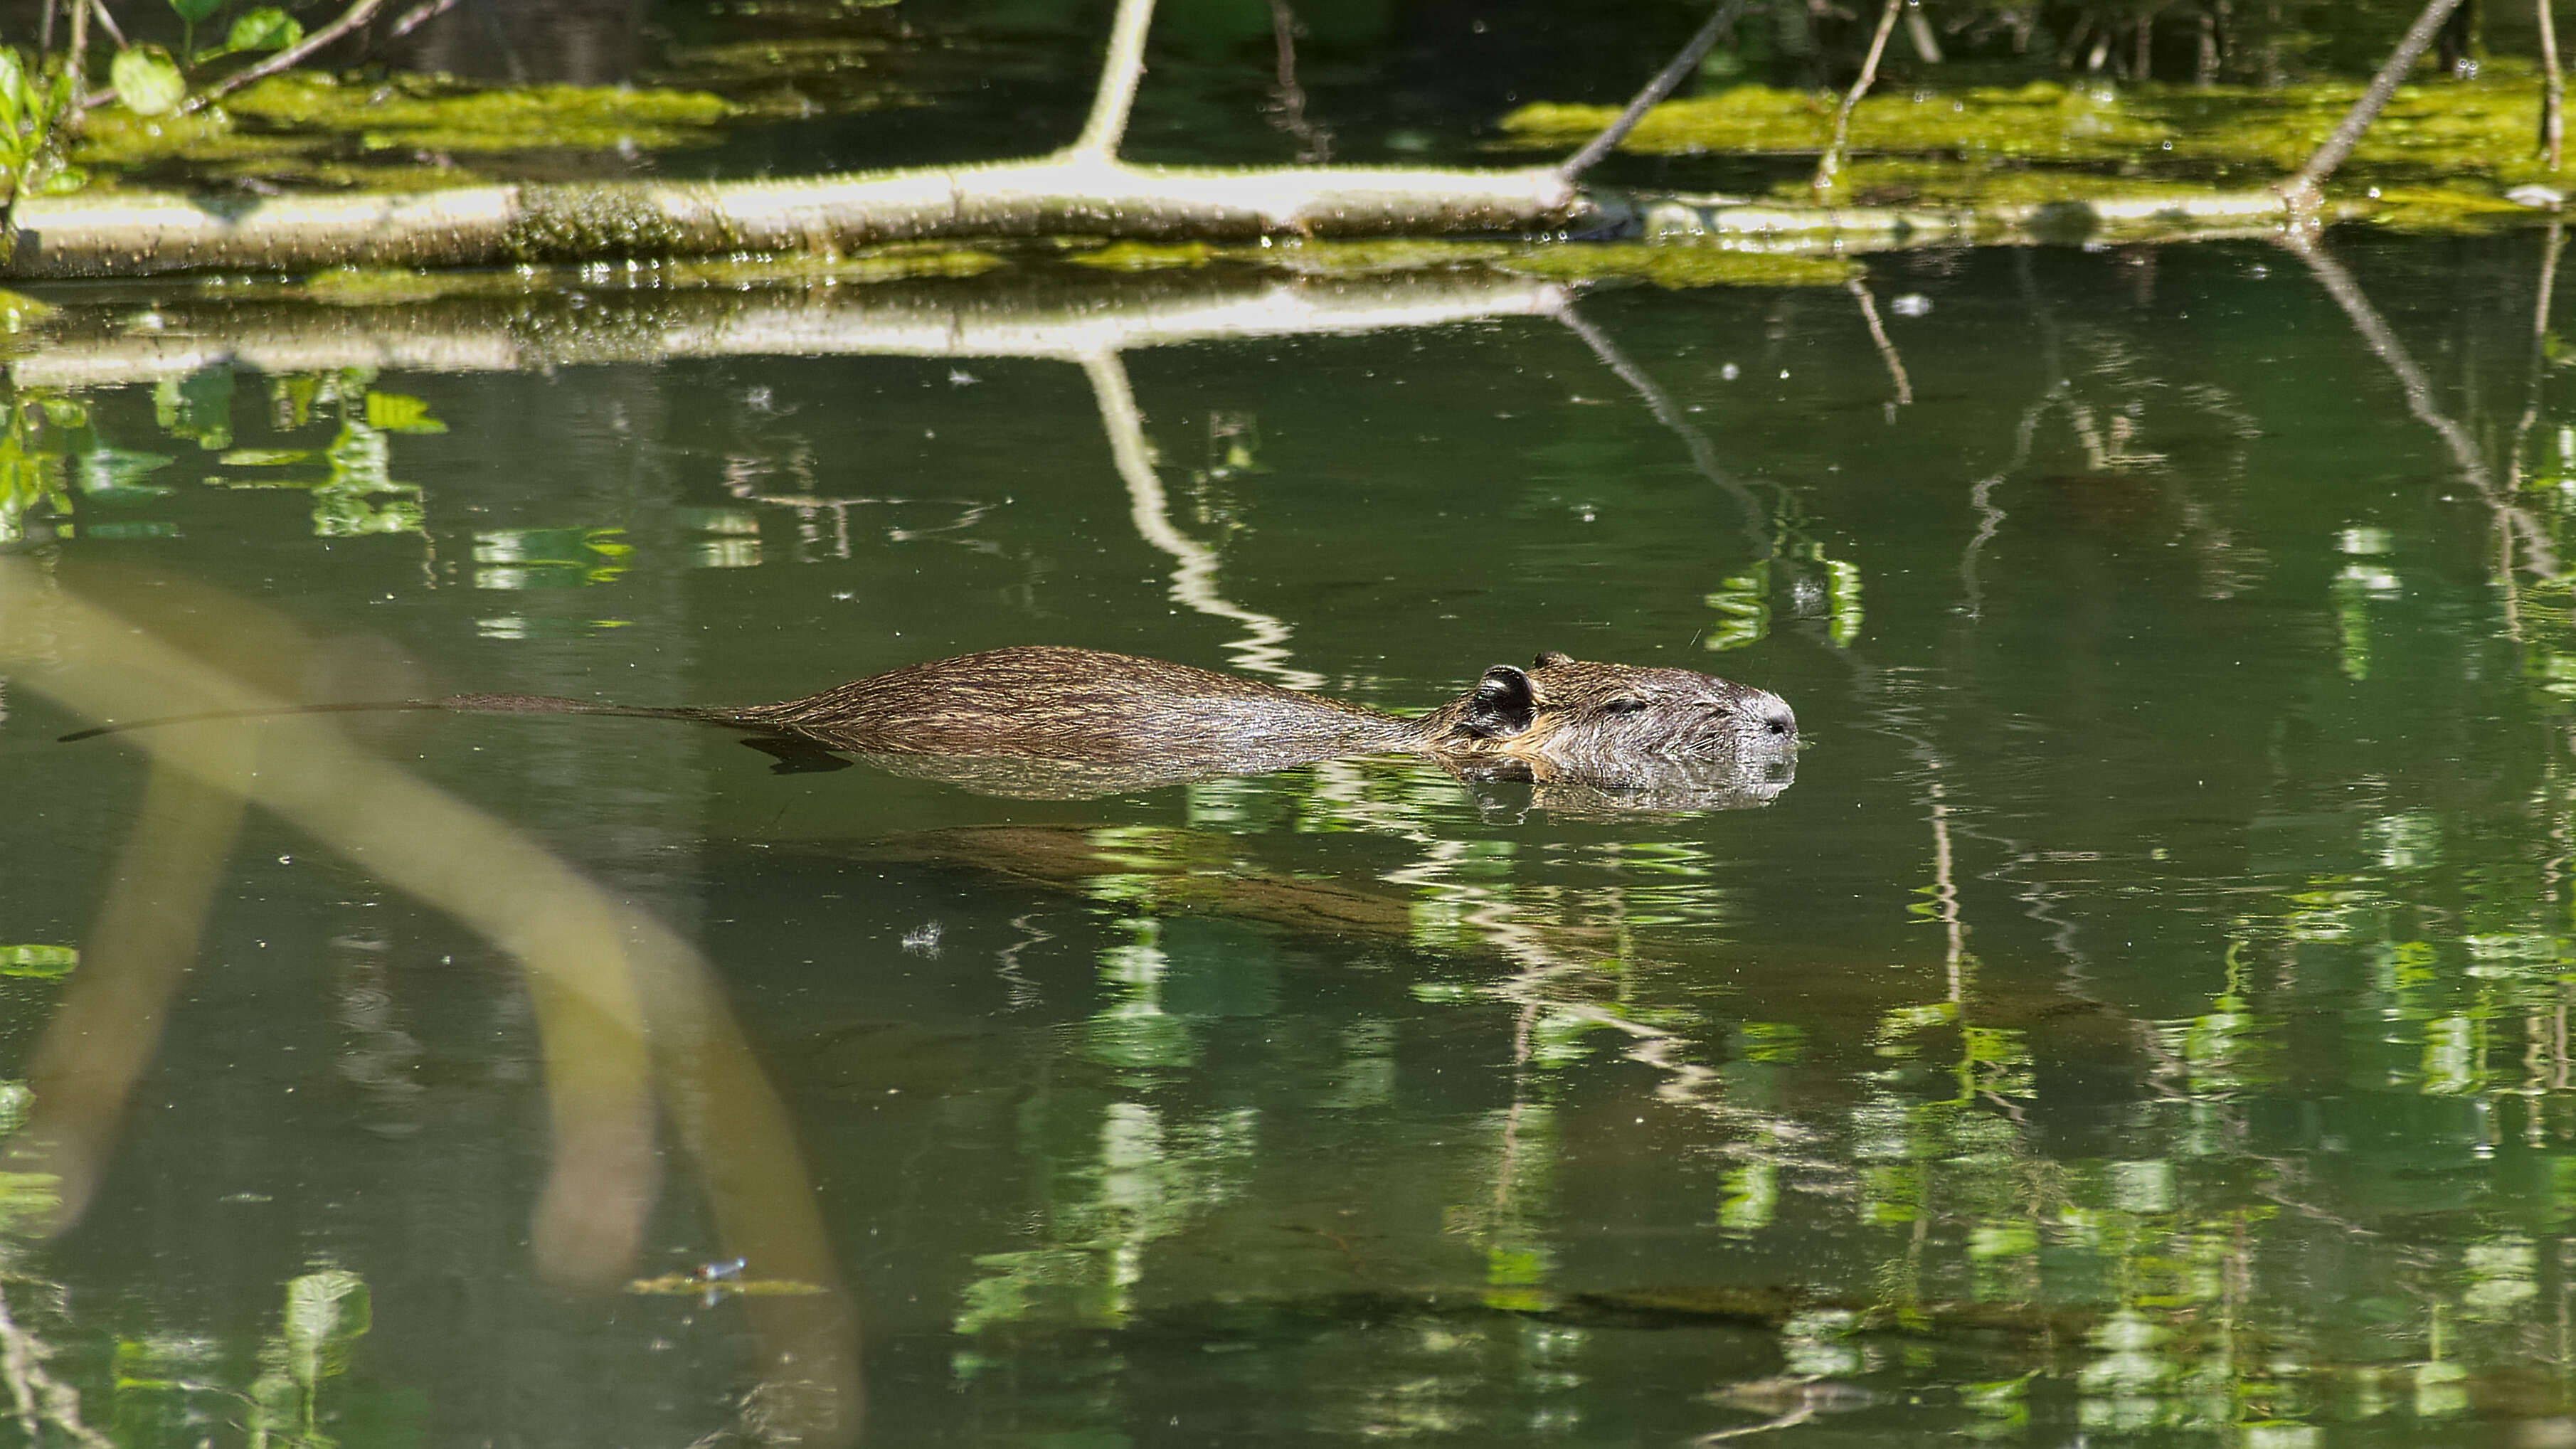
[1501,243,1858,289]
[1069,240,1218,270]
[1069,235,1857,287]
[503,182,733,264]
[224,73,738,152]
[1502,80,2167,164]
[1501,73,2576,225]
[74,72,740,179]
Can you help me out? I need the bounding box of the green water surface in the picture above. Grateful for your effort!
[1,230,2573,1446]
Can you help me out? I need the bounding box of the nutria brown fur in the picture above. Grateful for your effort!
[60,645,1797,799]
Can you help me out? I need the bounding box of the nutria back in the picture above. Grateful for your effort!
[734,646,1419,768]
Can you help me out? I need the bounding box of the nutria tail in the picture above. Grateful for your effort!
[58,695,719,743]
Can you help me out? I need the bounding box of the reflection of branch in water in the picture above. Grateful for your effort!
[1846,277,1914,410]
[1960,251,2065,620]
[1264,0,1332,164]
[14,271,1573,387]
[1959,387,2056,620]
[0,1283,112,1449]
[2286,234,2565,581]
[997,913,1051,1009]
[1554,305,1772,552]
[1081,350,1325,689]
[2508,220,2567,504]
[1929,777,1967,1000]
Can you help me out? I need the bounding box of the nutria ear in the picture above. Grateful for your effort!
[1532,651,1574,669]
[1465,664,1537,738]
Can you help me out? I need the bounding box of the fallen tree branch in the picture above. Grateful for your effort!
[385,0,461,41]
[1633,186,2331,245]
[2,158,1588,277]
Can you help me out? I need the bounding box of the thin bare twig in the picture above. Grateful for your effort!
[63,0,89,114]
[386,0,462,42]
[2284,0,2469,201]
[1814,0,1905,195]
[188,0,391,110]
[85,0,124,52]
[1904,0,1944,63]
[1560,0,1747,181]
[1065,0,1155,160]
[2542,0,2565,170]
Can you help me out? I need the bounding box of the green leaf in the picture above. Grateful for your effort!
[0,49,26,128]
[109,47,186,117]
[226,8,303,52]
[168,0,223,23]
[363,391,446,434]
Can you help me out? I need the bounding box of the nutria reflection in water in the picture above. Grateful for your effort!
[62,646,1798,810]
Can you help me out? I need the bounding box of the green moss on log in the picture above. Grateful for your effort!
[1501,68,2576,226]
[504,184,730,263]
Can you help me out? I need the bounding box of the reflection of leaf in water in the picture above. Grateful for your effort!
[1705,562,1771,652]
[0,944,77,978]
[75,442,174,504]
[0,405,69,543]
[218,448,312,467]
[154,368,232,451]
[312,491,424,538]
[362,392,446,435]
[284,1270,369,1389]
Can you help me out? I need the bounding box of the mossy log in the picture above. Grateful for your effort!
[2,156,1591,280]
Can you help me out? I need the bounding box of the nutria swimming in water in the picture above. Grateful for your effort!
[60,645,1798,806]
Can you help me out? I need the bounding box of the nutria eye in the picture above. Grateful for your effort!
[1601,697,1650,714]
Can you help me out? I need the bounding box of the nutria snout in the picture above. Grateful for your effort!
[1420,650,1798,770]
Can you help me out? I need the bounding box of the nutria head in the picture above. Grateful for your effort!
[1419,651,1798,769]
